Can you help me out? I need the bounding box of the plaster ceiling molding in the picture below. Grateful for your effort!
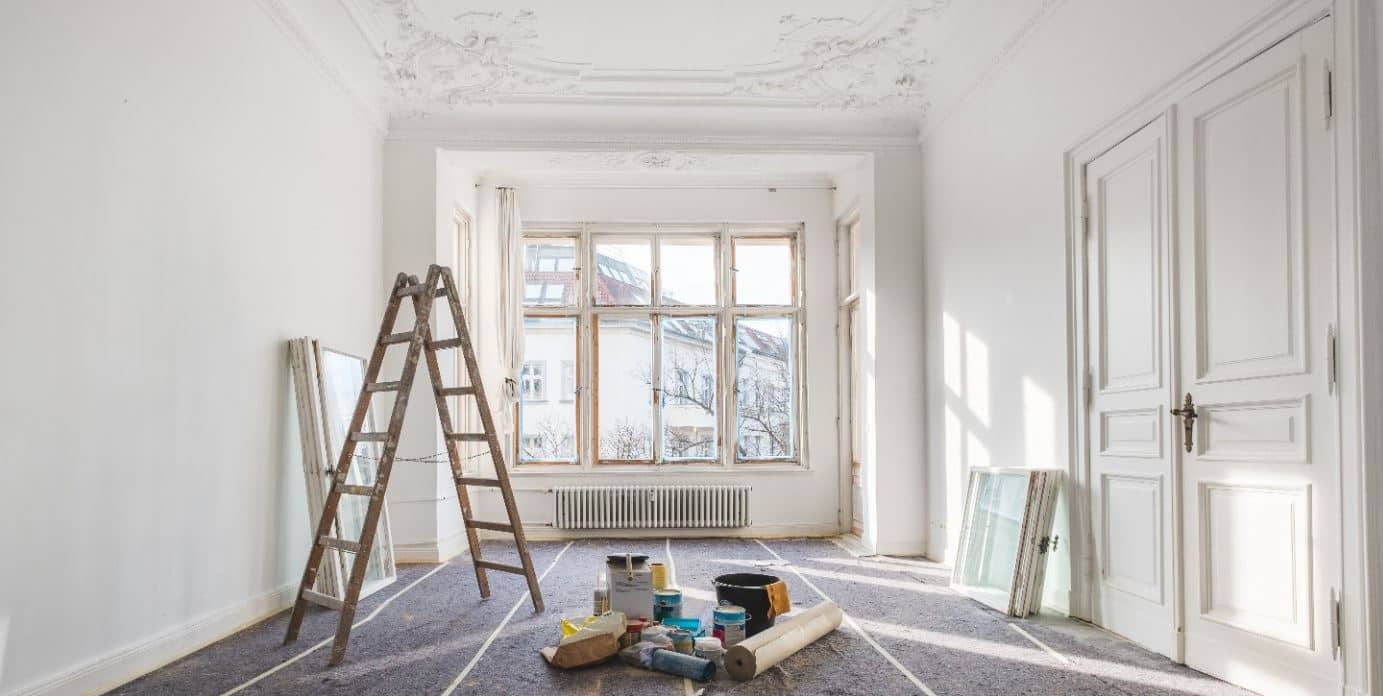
[541,150,708,171]
[352,0,950,117]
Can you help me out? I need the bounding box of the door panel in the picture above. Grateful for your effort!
[1086,117,1177,659]
[1175,18,1339,695]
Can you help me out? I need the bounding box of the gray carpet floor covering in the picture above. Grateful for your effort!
[109,538,1250,696]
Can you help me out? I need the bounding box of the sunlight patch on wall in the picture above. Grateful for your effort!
[943,312,962,396]
[964,330,990,426]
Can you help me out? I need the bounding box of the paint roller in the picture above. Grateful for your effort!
[724,600,844,681]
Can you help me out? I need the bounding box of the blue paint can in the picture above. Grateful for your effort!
[653,589,683,621]
[712,604,747,646]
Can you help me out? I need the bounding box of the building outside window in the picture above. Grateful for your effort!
[516,223,802,468]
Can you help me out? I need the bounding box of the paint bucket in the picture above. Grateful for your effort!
[625,618,648,645]
[668,627,694,655]
[713,573,789,637]
[711,604,747,646]
[650,562,669,590]
[653,589,683,621]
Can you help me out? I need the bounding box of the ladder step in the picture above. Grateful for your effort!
[365,381,404,393]
[456,477,502,487]
[302,588,344,610]
[337,484,375,496]
[353,432,389,442]
[466,520,515,533]
[438,387,476,397]
[475,560,527,575]
[447,433,488,442]
[318,537,361,553]
[395,284,448,298]
[380,331,414,345]
[428,338,463,350]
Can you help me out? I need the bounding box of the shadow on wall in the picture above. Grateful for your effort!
[939,312,1068,611]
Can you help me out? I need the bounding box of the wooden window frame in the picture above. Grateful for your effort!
[515,222,805,472]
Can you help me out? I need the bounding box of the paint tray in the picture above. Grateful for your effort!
[661,617,703,636]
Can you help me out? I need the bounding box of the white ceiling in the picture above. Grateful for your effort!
[306,0,1063,138]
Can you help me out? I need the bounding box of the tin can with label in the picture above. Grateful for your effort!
[712,604,747,646]
[652,589,683,621]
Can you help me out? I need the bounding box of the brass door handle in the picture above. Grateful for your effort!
[1170,392,1197,453]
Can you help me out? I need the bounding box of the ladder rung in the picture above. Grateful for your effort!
[365,381,404,393]
[395,284,447,298]
[475,560,527,575]
[428,338,463,350]
[447,433,488,442]
[337,484,375,496]
[318,537,361,553]
[438,387,476,397]
[466,520,515,533]
[353,432,389,442]
[302,588,344,610]
[380,332,414,345]
[456,477,502,487]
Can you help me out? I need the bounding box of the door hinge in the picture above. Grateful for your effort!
[1331,589,1343,659]
[1324,60,1334,127]
[1038,535,1059,554]
[1327,324,1338,395]
[1085,370,1093,406]
[1080,194,1090,234]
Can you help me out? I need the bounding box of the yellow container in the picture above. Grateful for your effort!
[650,562,669,590]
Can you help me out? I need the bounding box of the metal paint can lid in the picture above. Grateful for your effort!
[713,604,746,622]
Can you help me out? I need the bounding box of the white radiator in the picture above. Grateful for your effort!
[552,485,751,530]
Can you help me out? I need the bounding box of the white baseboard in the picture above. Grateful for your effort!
[393,529,471,564]
[3,582,296,696]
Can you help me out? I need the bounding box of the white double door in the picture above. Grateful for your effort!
[1086,18,1340,695]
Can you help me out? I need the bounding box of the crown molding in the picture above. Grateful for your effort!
[386,128,920,152]
[254,0,388,135]
[918,0,1069,143]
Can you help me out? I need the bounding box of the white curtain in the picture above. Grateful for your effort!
[497,187,524,435]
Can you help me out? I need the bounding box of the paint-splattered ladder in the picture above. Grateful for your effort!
[284,265,543,665]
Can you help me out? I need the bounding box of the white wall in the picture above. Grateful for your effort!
[920,0,1286,600]
[380,145,480,562]
[0,2,383,693]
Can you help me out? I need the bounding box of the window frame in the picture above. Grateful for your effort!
[516,221,806,472]
[516,229,584,466]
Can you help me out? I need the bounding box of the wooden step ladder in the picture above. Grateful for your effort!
[284,264,544,665]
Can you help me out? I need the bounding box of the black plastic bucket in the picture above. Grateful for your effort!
[713,573,784,637]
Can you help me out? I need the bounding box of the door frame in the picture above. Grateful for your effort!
[1063,0,1378,690]
[835,203,863,540]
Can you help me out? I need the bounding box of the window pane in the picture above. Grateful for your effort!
[524,239,577,307]
[595,239,652,305]
[735,316,795,459]
[518,317,577,462]
[659,237,716,305]
[598,316,653,460]
[661,316,717,460]
[733,237,793,305]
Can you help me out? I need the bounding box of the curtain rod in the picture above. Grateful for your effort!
[478,183,837,191]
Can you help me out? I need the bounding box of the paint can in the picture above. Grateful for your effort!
[653,589,683,621]
[650,562,669,590]
[667,627,694,655]
[625,618,647,646]
[712,604,748,646]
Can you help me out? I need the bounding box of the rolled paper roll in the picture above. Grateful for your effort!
[649,648,716,682]
[724,601,844,681]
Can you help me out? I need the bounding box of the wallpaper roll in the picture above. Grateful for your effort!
[724,601,843,681]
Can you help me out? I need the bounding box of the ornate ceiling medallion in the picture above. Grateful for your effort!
[360,0,947,116]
